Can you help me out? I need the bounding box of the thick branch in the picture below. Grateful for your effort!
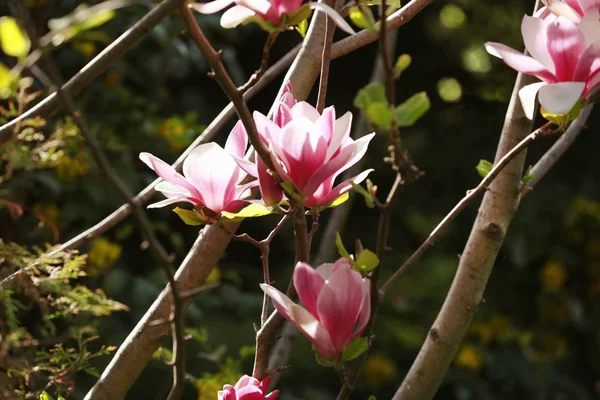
[393,28,541,400]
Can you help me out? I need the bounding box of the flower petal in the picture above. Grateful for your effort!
[288,302,338,359]
[237,0,272,14]
[326,111,352,161]
[546,16,587,81]
[580,6,600,46]
[183,143,241,214]
[316,265,365,351]
[139,152,201,200]
[190,0,235,14]
[351,279,371,340]
[221,5,256,28]
[307,168,373,207]
[257,156,283,205]
[538,81,585,114]
[260,283,293,320]
[522,15,557,74]
[290,101,321,122]
[518,82,546,119]
[309,2,355,34]
[225,120,248,158]
[485,42,556,82]
[303,133,375,196]
[294,262,325,317]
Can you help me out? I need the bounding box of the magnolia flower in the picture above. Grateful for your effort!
[236,82,375,207]
[537,0,600,22]
[485,15,600,119]
[260,258,370,359]
[139,121,256,220]
[190,0,355,34]
[219,375,279,400]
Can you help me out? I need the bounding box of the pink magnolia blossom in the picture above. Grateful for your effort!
[219,375,279,400]
[537,0,600,21]
[139,121,256,220]
[260,258,370,359]
[236,82,375,207]
[485,14,600,119]
[190,0,354,34]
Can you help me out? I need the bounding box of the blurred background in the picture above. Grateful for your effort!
[1,0,600,399]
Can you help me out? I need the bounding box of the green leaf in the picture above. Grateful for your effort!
[341,337,369,362]
[40,392,54,400]
[221,203,273,220]
[313,345,335,367]
[317,192,349,211]
[295,18,308,38]
[351,182,375,209]
[336,232,352,260]
[48,5,115,45]
[354,249,380,274]
[521,165,535,185]
[365,102,394,129]
[0,63,15,90]
[348,6,377,32]
[286,4,312,26]
[393,92,430,127]
[368,396,377,400]
[173,207,205,226]
[354,83,387,109]
[393,54,411,79]
[0,17,30,59]
[476,159,493,178]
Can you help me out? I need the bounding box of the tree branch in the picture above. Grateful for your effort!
[527,104,594,190]
[0,0,189,143]
[392,3,543,398]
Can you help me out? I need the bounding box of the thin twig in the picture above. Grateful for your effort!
[228,216,289,326]
[336,1,412,395]
[239,32,280,93]
[380,121,555,296]
[0,0,433,142]
[179,5,275,175]
[316,0,336,113]
[0,0,189,143]
[7,3,186,398]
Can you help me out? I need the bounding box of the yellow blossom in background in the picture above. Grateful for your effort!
[455,344,483,372]
[32,203,59,226]
[158,117,189,152]
[72,41,96,60]
[362,353,397,388]
[469,322,494,344]
[196,359,241,400]
[520,331,567,363]
[88,237,122,272]
[204,267,221,286]
[104,71,122,88]
[469,315,513,344]
[55,154,88,180]
[586,236,600,259]
[541,261,567,292]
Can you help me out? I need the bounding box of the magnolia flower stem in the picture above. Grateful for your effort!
[239,32,280,94]
[229,216,289,326]
[179,5,277,178]
[316,0,337,113]
[8,3,187,399]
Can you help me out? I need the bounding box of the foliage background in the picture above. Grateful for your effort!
[1,0,600,399]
